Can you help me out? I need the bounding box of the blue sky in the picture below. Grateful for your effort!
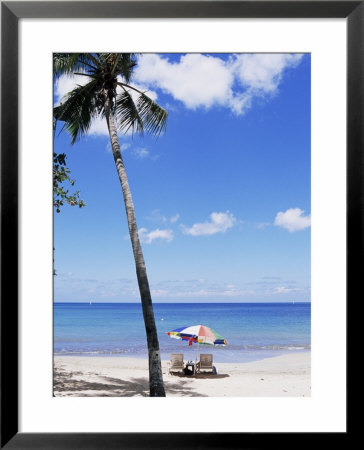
[53,53,311,303]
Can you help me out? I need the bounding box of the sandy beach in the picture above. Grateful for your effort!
[54,351,310,397]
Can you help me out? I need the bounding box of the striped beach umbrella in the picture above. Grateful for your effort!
[167,324,227,346]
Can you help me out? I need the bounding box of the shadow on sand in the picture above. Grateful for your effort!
[54,367,211,397]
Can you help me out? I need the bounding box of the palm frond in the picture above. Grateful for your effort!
[53,53,99,78]
[115,54,138,83]
[137,93,168,137]
[54,53,168,142]
[53,79,99,144]
[96,53,110,66]
[115,89,144,136]
[110,54,122,73]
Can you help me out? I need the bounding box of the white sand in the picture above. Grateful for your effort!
[54,352,310,397]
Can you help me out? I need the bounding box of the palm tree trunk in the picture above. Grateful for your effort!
[104,100,166,397]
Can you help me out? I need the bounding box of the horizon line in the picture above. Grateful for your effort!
[54,300,311,304]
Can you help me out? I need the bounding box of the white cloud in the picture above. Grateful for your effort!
[146,209,167,222]
[135,53,304,115]
[121,143,131,152]
[255,221,271,230]
[274,208,311,233]
[173,286,254,298]
[138,227,174,244]
[275,286,301,294]
[170,213,180,224]
[88,116,109,136]
[227,91,253,115]
[146,210,180,224]
[228,54,303,114]
[134,53,234,111]
[232,54,303,93]
[133,147,149,159]
[181,211,236,236]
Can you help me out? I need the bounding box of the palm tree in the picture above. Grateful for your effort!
[53,53,167,397]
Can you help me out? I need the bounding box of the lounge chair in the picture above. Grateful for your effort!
[196,353,215,374]
[167,353,185,374]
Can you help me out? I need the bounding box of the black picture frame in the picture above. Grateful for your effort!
[1,1,356,448]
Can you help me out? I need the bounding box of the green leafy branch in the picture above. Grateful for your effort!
[53,152,86,213]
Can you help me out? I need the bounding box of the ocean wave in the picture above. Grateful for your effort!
[54,349,129,355]
[216,344,311,351]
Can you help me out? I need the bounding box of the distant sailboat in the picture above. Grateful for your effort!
[90,300,92,305]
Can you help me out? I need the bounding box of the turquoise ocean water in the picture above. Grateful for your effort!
[54,302,310,363]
